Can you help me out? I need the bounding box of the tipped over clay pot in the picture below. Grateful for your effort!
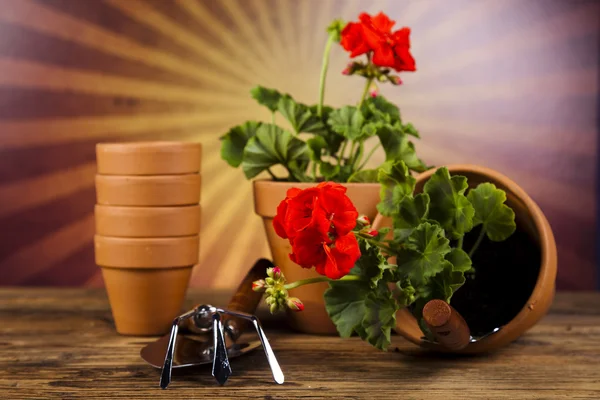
[95,205,201,237]
[95,235,199,335]
[96,141,202,175]
[95,174,201,206]
[253,180,380,335]
[372,164,557,353]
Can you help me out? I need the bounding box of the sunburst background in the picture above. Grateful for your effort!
[0,0,598,290]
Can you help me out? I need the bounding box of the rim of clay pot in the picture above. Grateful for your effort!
[374,164,557,353]
[253,179,380,218]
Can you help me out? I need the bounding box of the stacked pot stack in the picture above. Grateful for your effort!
[94,142,202,336]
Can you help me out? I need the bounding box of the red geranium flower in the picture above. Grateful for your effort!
[316,232,361,279]
[339,11,416,73]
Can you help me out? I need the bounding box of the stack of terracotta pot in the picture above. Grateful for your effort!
[94,142,202,336]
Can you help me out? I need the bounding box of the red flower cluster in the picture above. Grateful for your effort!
[273,182,361,279]
[340,12,416,72]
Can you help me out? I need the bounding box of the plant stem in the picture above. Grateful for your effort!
[357,143,381,170]
[348,141,357,165]
[271,112,275,125]
[283,274,362,290]
[267,168,278,181]
[312,162,318,181]
[468,227,487,258]
[337,140,349,166]
[317,34,335,118]
[358,77,373,108]
[457,236,463,249]
[352,141,364,170]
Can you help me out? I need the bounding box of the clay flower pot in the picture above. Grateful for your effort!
[94,235,199,335]
[373,164,557,353]
[95,174,201,206]
[253,180,380,334]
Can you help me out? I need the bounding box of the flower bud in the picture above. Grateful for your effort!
[265,277,275,286]
[269,302,279,314]
[266,287,275,296]
[357,215,371,227]
[367,229,378,237]
[252,279,266,292]
[265,296,276,305]
[278,297,286,306]
[389,75,402,85]
[286,297,304,312]
[271,267,283,280]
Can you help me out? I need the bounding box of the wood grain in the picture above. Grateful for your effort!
[0,289,599,399]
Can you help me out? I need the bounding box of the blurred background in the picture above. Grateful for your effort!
[0,0,598,290]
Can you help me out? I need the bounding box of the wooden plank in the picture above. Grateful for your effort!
[0,289,599,399]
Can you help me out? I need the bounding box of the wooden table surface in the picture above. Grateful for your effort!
[1,289,599,399]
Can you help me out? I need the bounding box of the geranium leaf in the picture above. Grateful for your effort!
[424,167,475,240]
[355,237,394,289]
[364,95,401,124]
[430,261,466,303]
[392,193,430,243]
[402,122,420,138]
[375,124,427,172]
[376,160,416,216]
[395,222,451,286]
[357,293,398,350]
[278,95,325,134]
[445,248,472,273]
[319,161,340,180]
[250,86,282,112]
[394,279,416,306]
[467,183,516,241]
[309,105,345,155]
[324,279,372,338]
[327,106,365,140]
[220,121,261,168]
[241,124,309,179]
[307,136,327,162]
[348,169,378,183]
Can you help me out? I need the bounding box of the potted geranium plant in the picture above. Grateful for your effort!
[252,161,558,353]
[221,12,427,334]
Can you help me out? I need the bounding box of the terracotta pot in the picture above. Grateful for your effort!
[96,141,202,175]
[95,205,201,237]
[94,235,199,335]
[372,164,557,353]
[253,180,380,335]
[95,174,201,206]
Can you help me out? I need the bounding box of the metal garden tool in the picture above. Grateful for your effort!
[140,258,284,388]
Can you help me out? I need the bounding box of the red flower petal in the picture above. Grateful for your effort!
[340,22,371,58]
[317,186,358,237]
[289,228,329,269]
[315,233,361,279]
[371,43,396,68]
[370,12,395,33]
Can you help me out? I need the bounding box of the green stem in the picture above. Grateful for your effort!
[358,77,373,109]
[352,141,364,170]
[457,236,464,250]
[347,141,357,165]
[312,162,318,181]
[271,112,275,125]
[267,168,278,181]
[337,140,349,166]
[317,34,335,117]
[357,143,381,170]
[468,227,486,258]
[284,274,362,290]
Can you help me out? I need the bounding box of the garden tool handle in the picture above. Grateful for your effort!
[222,258,273,341]
[422,299,471,351]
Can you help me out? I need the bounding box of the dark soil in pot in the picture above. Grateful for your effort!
[450,225,541,337]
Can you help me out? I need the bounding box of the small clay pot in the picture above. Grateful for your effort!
[96,141,202,175]
[253,180,380,335]
[372,164,557,353]
[95,174,201,206]
[95,205,201,237]
[94,235,199,335]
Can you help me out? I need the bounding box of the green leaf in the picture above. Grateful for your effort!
[395,222,451,286]
[430,260,466,303]
[355,237,394,289]
[241,124,310,179]
[348,169,378,183]
[307,136,327,162]
[364,96,401,125]
[445,248,472,273]
[328,106,365,140]
[320,161,340,180]
[376,160,416,217]
[392,193,430,243]
[375,124,427,172]
[278,95,325,134]
[250,86,282,112]
[403,122,420,138]
[423,167,475,240]
[324,279,371,338]
[220,121,261,168]
[467,183,516,241]
[358,293,397,350]
[394,279,416,306]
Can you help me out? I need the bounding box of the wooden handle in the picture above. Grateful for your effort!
[422,299,471,351]
[222,258,273,340]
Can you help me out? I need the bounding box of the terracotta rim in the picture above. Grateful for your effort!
[374,164,557,352]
